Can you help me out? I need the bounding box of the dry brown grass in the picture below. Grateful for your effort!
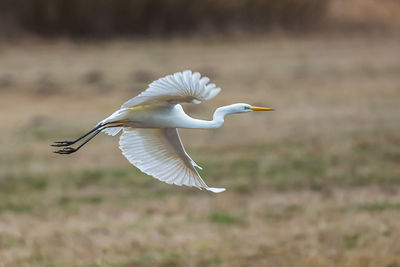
[329,0,400,29]
[0,35,399,266]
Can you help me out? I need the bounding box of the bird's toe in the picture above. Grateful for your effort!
[53,147,77,154]
[51,141,74,147]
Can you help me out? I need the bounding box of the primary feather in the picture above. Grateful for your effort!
[121,70,221,108]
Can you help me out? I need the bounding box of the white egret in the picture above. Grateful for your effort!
[52,70,273,193]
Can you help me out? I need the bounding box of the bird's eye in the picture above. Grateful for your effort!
[244,106,251,110]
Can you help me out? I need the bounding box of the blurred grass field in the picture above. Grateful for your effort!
[0,34,400,266]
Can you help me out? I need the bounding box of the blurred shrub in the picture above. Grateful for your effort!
[0,0,328,38]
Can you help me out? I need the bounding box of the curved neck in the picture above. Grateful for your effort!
[184,105,235,129]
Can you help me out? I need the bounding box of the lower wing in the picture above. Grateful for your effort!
[118,127,225,193]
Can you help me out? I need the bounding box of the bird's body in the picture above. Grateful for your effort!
[53,70,273,193]
[102,103,245,129]
[102,104,200,129]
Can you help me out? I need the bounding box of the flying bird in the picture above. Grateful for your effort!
[52,70,273,193]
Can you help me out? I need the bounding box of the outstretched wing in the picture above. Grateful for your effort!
[121,70,221,108]
[119,128,225,193]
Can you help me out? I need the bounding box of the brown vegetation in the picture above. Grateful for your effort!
[0,0,328,37]
[1,0,400,38]
[0,34,399,266]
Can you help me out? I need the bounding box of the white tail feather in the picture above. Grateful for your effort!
[102,127,122,136]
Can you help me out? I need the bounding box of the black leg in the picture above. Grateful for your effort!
[53,129,102,154]
[53,123,125,155]
[51,123,104,147]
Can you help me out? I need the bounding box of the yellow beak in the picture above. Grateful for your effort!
[251,106,275,111]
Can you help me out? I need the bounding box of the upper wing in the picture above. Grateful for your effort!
[121,70,221,108]
[119,127,225,193]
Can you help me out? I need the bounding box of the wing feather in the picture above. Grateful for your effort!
[118,128,225,193]
[121,70,221,108]
[102,127,122,136]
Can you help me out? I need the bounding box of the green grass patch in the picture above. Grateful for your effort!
[357,202,400,212]
[344,232,362,250]
[161,251,181,263]
[264,204,304,220]
[58,195,103,207]
[0,201,33,213]
[209,212,245,225]
[0,173,48,194]
[0,234,23,247]
[136,252,155,264]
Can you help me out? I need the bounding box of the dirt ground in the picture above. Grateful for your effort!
[0,34,399,266]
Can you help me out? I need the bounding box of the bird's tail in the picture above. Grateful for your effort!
[99,108,128,136]
[102,127,122,136]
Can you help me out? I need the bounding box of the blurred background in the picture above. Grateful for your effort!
[0,0,400,266]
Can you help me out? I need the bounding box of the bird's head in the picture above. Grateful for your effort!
[228,103,274,114]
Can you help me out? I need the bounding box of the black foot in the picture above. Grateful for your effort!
[51,141,76,147]
[53,147,77,154]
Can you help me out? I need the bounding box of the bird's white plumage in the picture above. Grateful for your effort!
[102,127,122,136]
[54,70,272,193]
[119,127,225,193]
[98,70,242,193]
[121,70,221,108]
